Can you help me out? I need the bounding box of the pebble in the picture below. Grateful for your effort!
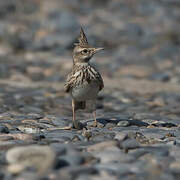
[87,141,119,152]
[170,162,180,172]
[6,145,55,174]
[114,132,127,141]
[58,166,98,179]
[120,139,140,150]
[93,150,134,163]
[58,154,85,166]
[0,125,9,133]
[117,120,130,127]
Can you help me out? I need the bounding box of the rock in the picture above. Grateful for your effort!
[90,131,115,142]
[117,120,130,127]
[57,154,85,167]
[13,171,40,180]
[58,166,98,179]
[142,146,170,157]
[129,120,149,127]
[129,149,150,159]
[3,134,33,141]
[105,122,117,128]
[17,125,42,134]
[170,162,180,172]
[114,132,128,141]
[19,106,43,114]
[93,150,134,163]
[80,171,117,180]
[0,171,4,180]
[0,125,9,133]
[6,145,55,174]
[0,135,14,141]
[95,162,140,175]
[0,141,24,151]
[87,141,119,152]
[7,164,25,175]
[50,143,67,156]
[82,128,93,140]
[45,130,77,143]
[0,152,6,166]
[120,139,140,150]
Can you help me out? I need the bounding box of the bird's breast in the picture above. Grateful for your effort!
[71,81,99,101]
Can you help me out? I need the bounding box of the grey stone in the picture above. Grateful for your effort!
[0,125,9,133]
[120,139,140,150]
[117,120,130,127]
[6,145,55,174]
[93,150,135,163]
[58,166,98,179]
[114,132,128,141]
[58,154,85,167]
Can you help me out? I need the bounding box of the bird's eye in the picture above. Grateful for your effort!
[83,49,88,53]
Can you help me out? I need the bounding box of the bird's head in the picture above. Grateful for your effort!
[73,28,104,64]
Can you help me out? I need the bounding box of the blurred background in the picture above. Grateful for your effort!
[0,0,180,117]
[1,1,180,178]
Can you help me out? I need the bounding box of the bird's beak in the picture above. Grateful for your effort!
[93,47,104,54]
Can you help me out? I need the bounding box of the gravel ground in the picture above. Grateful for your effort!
[0,0,180,179]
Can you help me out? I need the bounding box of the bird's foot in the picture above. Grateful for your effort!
[93,121,97,127]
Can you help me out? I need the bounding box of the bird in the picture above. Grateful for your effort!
[64,27,104,129]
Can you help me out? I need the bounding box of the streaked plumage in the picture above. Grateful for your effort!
[64,27,104,129]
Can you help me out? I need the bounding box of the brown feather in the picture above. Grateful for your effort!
[64,63,104,94]
[74,27,88,47]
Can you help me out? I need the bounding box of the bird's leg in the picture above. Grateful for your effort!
[72,99,79,129]
[93,111,97,127]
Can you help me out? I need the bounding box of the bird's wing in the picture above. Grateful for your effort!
[64,64,83,93]
[97,72,104,91]
[89,65,104,91]
[96,71,104,91]
[64,71,74,93]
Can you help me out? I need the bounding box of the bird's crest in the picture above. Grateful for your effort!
[74,27,88,46]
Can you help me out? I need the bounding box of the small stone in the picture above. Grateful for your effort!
[117,120,130,127]
[114,132,127,141]
[142,146,169,157]
[17,125,42,134]
[82,128,92,140]
[58,154,85,166]
[129,120,149,127]
[0,125,9,133]
[8,133,33,141]
[0,135,14,141]
[105,123,117,128]
[95,163,139,175]
[6,145,55,174]
[58,166,98,179]
[170,161,180,171]
[89,171,117,180]
[87,141,118,152]
[120,139,140,150]
[7,164,25,175]
[0,141,19,151]
[93,150,134,163]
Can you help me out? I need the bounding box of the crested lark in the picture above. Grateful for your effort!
[64,27,104,129]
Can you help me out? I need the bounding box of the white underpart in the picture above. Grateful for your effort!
[71,81,99,101]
